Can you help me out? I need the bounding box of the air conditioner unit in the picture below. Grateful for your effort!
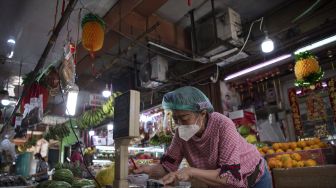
[139,55,168,88]
[196,7,247,63]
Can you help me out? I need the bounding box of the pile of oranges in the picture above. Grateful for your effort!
[257,138,328,156]
[267,153,317,169]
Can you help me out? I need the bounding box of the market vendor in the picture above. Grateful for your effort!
[71,142,83,164]
[134,86,272,188]
[31,153,49,182]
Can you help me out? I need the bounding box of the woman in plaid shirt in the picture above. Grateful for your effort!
[134,86,272,188]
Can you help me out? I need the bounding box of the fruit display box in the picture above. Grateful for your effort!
[272,165,336,188]
[265,148,333,165]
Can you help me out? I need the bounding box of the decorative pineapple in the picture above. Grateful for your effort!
[294,51,324,87]
[81,13,105,54]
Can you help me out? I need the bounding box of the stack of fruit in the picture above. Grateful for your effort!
[237,125,257,144]
[257,138,328,156]
[267,152,317,169]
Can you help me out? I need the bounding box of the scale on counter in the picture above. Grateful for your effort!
[113,90,140,188]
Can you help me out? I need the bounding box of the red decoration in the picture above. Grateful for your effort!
[20,82,49,113]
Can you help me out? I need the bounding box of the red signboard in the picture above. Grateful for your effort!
[288,88,303,137]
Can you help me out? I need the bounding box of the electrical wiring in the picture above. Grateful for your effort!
[238,17,264,54]
[58,77,101,188]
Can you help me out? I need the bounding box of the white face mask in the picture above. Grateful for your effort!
[177,117,200,141]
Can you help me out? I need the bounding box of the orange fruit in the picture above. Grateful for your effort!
[303,146,311,150]
[268,159,278,169]
[262,146,269,153]
[318,142,328,148]
[286,149,293,152]
[304,159,317,167]
[313,138,321,145]
[281,155,292,163]
[291,153,302,161]
[272,143,281,150]
[275,160,283,168]
[276,155,283,160]
[283,159,293,168]
[281,143,290,150]
[267,149,275,155]
[297,161,305,167]
[292,160,299,168]
[260,151,265,156]
[289,142,297,150]
[307,140,315,146]
[294,147,302,151]
[310,145,319,149]
[276,149,284,153]
[297,141,307,148]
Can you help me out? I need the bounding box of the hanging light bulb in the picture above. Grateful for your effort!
[261,32,274,53]
[107,123,113,130]
[102,84,111,98]
[1,99,10,106]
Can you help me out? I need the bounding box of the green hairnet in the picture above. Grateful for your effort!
[162,86,214,112]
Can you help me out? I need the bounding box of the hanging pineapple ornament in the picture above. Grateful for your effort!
[294,51,324,88]
[81,13,105,57]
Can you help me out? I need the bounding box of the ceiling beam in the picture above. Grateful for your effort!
[135,0,168,17]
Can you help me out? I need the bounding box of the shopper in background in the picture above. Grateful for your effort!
[70,142,83,164]
[134,86,272,188]
[31,153,49,182]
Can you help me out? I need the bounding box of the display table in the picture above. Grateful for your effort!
[272,165,336,188]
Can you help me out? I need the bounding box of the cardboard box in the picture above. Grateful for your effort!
[272,165,336,188]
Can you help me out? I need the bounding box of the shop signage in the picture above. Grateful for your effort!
[288,88,303,137]
[89,94,105,106]
[328,78,336,124]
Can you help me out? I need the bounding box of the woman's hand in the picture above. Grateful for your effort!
[161,171,178,185]
[133,165,151,174]
[176,167,194,181]
[161,167,195,185]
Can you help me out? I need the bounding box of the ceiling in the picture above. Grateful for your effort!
[1,0,336,116]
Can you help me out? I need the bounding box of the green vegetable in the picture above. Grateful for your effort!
[53,169,74,184]
[238,126,250,136]
[47,181,71,188]
[72,179,95,188]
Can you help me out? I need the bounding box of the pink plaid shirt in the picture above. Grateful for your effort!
[161,112,264,188]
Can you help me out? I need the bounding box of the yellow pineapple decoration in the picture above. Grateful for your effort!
[81,13,105,55]
[294,51,323,87]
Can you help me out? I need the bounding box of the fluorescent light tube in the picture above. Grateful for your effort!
[66,86,79,116]
[294,34,336,54]
[224,54,292,81]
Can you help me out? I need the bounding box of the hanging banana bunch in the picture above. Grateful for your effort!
[78,92,121,130]
[44,123,71,141]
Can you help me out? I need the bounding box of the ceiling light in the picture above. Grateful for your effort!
[294,34,336,54]
[7,51,14,59]
[1,99,10,106]
[102,84,112,98]
[224,54,292,81]
[89,130,95,136]
[7,39,15,45]
[65,85,79,116]
[296,90,302,95]
[322,82,327,88]
[261,36,274,53]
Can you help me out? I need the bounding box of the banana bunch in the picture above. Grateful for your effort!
[44,123,71,141]
[78,92,121,130]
